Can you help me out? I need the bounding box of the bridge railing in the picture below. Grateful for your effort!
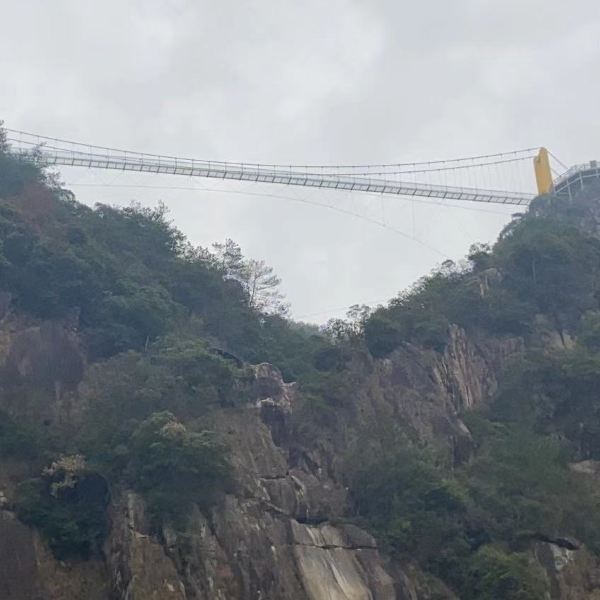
[553,161,600,189]
[4,130,534,206]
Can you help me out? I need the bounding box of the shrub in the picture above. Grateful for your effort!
[128,411,230,529]
[15,456,109,559]
[363,313,405,357]
[153,337,251,406]
[0,411,43,460]
[0,153,46,198]
[347,434,469,565]
[463,545,548,600]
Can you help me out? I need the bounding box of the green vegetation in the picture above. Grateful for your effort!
[348,320,600,595]
[0,125,339,557]
[4,120,600,597]
[12,399,230,556]
[0,121,49,197]
[363,191,600,356]
[346,183,600,595]
[348,431,468,568]
[347,413,600,595]
[490,347,600,459]
[15,456,109,559]
[128,411,230,528]
[0,127,332,377]
[10,339,238,553]
[0,410,44,460]
[463,545,548,600]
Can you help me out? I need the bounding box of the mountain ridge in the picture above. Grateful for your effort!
[2,134,600,599]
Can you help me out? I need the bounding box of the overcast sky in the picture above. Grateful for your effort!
[2,0,600,322]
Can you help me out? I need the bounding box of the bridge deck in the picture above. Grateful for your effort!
[9,145,534,207]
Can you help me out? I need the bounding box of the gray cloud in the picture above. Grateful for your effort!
[1,0,599,321]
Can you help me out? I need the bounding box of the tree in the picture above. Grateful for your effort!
[129,411,230,527]
[464,546,548,600]
[212,240,287,315]
[15,455,109,559]
[212,238,246,282]
[468,242,492,270]
[494,218,600,332]
[363,311,404,357]
[0,120,46,197]
[245,258,287,314]
[323,304,372,342]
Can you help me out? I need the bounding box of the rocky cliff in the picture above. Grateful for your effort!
[2,155,600,598]
[1,307,598,600]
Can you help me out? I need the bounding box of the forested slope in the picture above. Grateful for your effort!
[2,127,600,599]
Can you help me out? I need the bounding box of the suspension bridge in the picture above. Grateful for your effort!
[4,129,599,206]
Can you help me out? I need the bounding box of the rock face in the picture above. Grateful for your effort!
[1,309,595,599]
[290,522,395,600]
[320,325,522,467]
[4,320,84,395]
[0,510,46,600]
[436,325,522,412]
[0,314,85,429]
[124,367,398,600]
[0,509,108,600]
[109,493,186,599]
[97,336,517,600]
[533,541,600,599]
[0,314,521,599]
[100,401,395,600]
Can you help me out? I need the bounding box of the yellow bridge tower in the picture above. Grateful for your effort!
[534,147,553,195]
